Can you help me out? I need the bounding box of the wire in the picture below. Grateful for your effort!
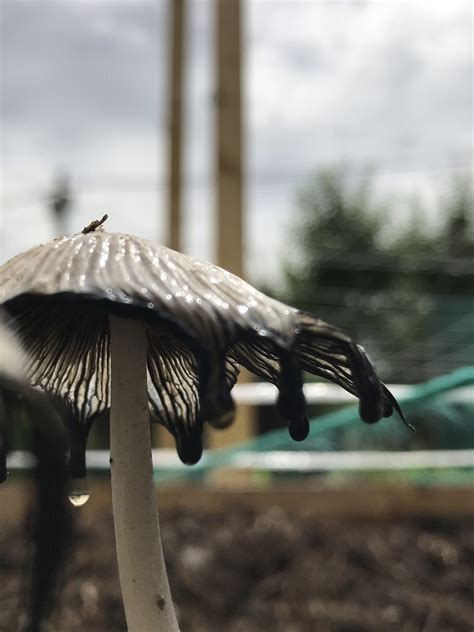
[280,291,474,317]
[291,240,474,266]
[1,159,472,213]
[287,255,474,276]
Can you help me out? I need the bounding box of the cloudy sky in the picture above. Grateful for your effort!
[1,0,472,285]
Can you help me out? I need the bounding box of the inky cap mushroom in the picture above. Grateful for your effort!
[0,226,408,474]
[0,314,28,481]
[0,223,410,631]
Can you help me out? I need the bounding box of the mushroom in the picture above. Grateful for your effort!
[0,221,408,631]
[0,314,26,482]
[0,313,72,632]
[0,313,29,484]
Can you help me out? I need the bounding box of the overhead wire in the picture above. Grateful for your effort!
[1,157,472,214]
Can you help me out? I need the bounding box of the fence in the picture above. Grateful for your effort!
[7,367,474,487]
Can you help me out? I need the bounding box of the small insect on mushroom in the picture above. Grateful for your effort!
[81,213,108,234]
[0,217,410,632]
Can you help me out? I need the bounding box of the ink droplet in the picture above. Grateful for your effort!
[68,478,90,507]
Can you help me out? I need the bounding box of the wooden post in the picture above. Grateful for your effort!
[167,0,185,253]
[215,0,243,277]
[155,0,187,450]
[209,0,255,459]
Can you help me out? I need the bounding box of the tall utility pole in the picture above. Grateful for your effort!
[167,0,185,253]
[49,171,72,235]
[209,0,255,453]
[215,0,243,276]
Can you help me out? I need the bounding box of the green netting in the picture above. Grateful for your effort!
[155,366,474,483]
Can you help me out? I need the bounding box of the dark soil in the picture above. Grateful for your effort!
[1,505,473,632]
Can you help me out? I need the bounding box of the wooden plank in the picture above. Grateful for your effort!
[156,485,474,519]
[2,481,473,525]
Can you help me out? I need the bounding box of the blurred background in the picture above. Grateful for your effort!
[1,1,473,631]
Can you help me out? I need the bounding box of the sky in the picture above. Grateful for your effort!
[0,0,472,286]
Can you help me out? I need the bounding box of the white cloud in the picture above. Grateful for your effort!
[0,0,472,286]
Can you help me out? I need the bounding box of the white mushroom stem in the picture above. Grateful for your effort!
[110,314,179,632]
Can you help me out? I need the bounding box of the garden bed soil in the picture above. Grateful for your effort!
[1,498,473,631]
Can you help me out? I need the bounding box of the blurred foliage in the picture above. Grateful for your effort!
[260,167,474,450]
[276,167,474,384]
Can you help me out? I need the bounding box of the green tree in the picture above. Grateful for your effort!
[279,168,474,384]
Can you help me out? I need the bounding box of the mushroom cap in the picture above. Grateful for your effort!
[0,230,403,464]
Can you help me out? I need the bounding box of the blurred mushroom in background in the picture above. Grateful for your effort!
[0,312,72,632]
